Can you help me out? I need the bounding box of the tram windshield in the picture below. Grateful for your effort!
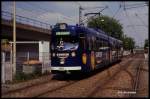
[51,34,79,51]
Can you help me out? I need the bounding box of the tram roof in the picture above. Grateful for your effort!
[52,24,122,44]
[80,26,122,44]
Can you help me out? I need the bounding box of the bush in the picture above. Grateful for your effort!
[14,71,43,82]
[14,72,26,81]
[14,70,50,83]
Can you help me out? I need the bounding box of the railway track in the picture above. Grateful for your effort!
[2,73,85,97]
[35,55,135,97]
[87,56,134,97]
[34,79,80,97]
[85,55,141,97]
[2,54,144,98]
[114,54,144,97]
[130,54,144,97]
[2,77,58,97]
[2,75,53,95]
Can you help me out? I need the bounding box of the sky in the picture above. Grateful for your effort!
[2,1,148,47]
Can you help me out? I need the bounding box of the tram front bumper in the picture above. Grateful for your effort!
[51,66,81,71]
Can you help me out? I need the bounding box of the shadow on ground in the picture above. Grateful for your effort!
[52,60,121,81]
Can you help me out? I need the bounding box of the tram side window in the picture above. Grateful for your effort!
[118,43,121,50]
[87,36,91,50]
[90,37,94,50]
[94,37,98,51]
[86,36,89,50]
[97,38,103,50]
[112,41,116,51]
[79,33,86,50]
[109,41,113,50]
[88,36,96,51]
[91,36,96,51]
[95,37,99,51]
[115,42,118,50]
[102,40,109,49]
[96,38,100,51]
[117,43,119,50]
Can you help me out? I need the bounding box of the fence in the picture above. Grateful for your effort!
[1,52,51,83]
[1,52,13,83]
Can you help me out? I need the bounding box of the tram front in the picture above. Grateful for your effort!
[50,23,82,74]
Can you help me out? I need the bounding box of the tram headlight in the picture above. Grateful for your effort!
[71,52,76,57]
[82,53,87,64]
[60,58,65,64]
[52,53,56,57]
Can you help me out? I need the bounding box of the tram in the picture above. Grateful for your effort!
[50,23,123,74]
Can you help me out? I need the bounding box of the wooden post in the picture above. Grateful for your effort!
[27,52,30,65]
[13,1,16,76]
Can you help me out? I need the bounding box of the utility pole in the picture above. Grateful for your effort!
[13,1,16,76]
[79,6,83,25]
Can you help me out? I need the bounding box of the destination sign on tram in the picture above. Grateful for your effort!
[56,32,70,35]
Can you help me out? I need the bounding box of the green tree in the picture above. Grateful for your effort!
[87,15,124,40]
[144,39,149,48]
[122,35,135,50]
[1,39,11,52]
[87,15,135,50]
[1,39,9,44]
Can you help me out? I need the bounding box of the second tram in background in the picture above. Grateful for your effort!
[50,23,123,74]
